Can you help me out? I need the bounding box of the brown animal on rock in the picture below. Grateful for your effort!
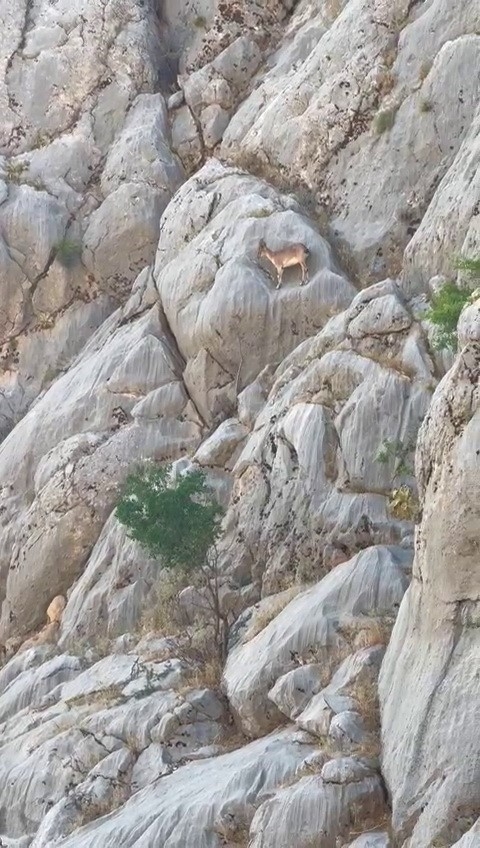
[258,239,310,289]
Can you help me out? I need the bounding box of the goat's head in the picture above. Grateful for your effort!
[258,239,267,257]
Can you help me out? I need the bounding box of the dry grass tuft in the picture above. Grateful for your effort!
[139,572,189,638]
[339,804,392,845]
[418,59,433,81]
[245,586,303,641]
[180,655,224,692]
[339,615,395,651]
[65,684,124,710]
[77,784,128,826]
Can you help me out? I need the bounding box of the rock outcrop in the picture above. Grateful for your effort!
[217,278,431,592]
[0,0,183,438]
[224,545,411,737]
[380,301,480,847]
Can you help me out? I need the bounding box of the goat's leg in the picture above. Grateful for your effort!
[301,261,308,285]
[276,267,283,289]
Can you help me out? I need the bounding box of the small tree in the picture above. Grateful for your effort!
[116,464,229,661]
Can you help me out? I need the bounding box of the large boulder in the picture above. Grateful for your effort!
[223,545,411,738]
[47,730,319,848]
[403,106,480,295]
[153,159,357,423]
[249,762,385,848]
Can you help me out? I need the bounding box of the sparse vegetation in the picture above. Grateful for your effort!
[54,237,82,268]
[193,14,207,28]
[426,282,472,350]
[116,464,229,663]
[425,257,480,350]
[418,59,433,81]
[338,615,395,651]
[65,684,125,709]
[245,587,303,641]
[376,437,419,521]
[456,256,480,279]
[5,160,28,183]
[31,131,50,149]
[388,485,420,521]
[374,106,398,134]
[76,783,128,827]
[35,311,56,330]
[375,437,414,478]
[419,98,433,113]
[340,806,391,846]
[246,207,273,219]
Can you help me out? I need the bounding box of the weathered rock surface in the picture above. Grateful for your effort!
[451,822,480,848]
[223,545,411,737]
[51,730,319,848]
[0,278,203,645]
[249,764,385,848]
[347,834,392,848]
[0,0,478,846]
[380,306,480,847]
[217,278,431,592]
[222,0,480,282]
[58,514,161,648]
[0,0,183,434]
[154,158,357,423]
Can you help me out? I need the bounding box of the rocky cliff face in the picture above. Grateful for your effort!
[0,0,479,846]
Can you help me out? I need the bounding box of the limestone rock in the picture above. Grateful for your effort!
[0,653,82,723]
[181,36,261,150]
[296,646,384,738]
[329,710,365,744]
[450,822,480,847]
[222,0,480,282]
[100,94,183,199]
[216,280,430,592]
[52,730,319,848]
[380,330,480,846]
[0,0,181,438]
[193,418,249,468]
[171,105,204,171]
[47,596,66,624]
[249,769,385,848]
[403,95,480,296]
[347,834,392,848]
[58,514,161,648]
[0,290,203,646]
[30,748,134,848]
[268,664,324,722]
[321,756,376,784]
[154,159,357,423]
[223,546,411,737]
[82,183,166,300]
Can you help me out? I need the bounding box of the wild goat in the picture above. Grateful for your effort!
[258,239,310,289]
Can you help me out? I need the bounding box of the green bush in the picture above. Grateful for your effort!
[456,256,480,278]
[426,282,471,350]
[54,237,82,268]
[116,464,223,568]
